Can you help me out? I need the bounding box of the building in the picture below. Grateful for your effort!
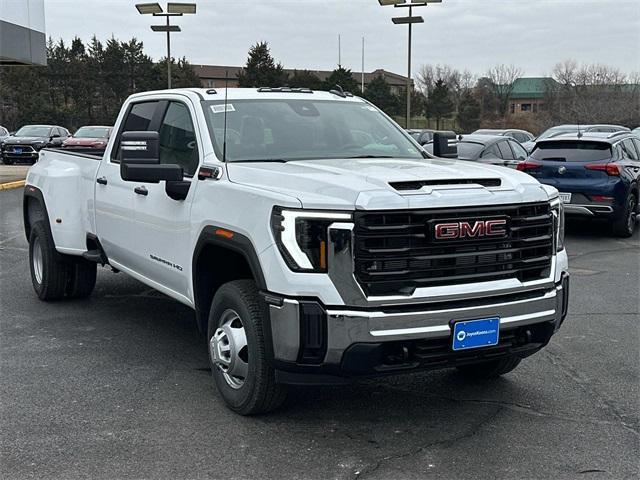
[192,65,412,94]
[0,0,46,65]
[508,77,559,115]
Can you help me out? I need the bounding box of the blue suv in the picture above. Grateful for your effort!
[518,132,640,237]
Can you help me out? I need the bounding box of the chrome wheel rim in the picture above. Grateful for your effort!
[209,309,248,389]
[32,237,44,284]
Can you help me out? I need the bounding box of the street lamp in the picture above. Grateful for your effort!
[378,0,443,128]
[135,2,197,89]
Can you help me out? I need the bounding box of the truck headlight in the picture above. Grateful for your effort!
[271,207,351,272]
[551,199,565,252]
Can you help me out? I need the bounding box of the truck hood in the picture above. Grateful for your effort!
[226,157,551,210]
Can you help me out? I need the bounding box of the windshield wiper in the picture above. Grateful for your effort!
[232,158,289,163]
[345,155,395,159]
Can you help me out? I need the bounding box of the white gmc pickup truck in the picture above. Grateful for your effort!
[24,87,569,415]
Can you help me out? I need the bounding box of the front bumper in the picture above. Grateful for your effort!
[267,273,569,384]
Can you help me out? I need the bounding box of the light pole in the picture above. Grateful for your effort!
[136,2,197,89]
[378,0,443,129]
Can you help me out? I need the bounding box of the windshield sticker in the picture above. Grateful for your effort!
[211,104,235,114]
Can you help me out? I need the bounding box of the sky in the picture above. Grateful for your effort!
[42,0,640,78]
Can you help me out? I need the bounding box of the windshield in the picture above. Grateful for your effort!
[457,142,485,159]
[15,126,51,137]
[531,141,611,162]
[537,128,577,141]
[74,127,110,138]
[203,98,423,162]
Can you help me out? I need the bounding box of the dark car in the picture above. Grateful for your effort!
[472,128,535,144]
[1,125,70,165]
[425,134,528,168]
[523,124,631,153]
[518,132,640,237]
[62,126,113,149]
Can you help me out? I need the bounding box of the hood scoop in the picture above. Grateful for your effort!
[390,178,501,191]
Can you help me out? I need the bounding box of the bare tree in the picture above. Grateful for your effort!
[485,64,523,118]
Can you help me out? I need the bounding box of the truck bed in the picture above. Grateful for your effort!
[26,148,104,255]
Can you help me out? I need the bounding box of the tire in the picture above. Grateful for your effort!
[29,221,69,301]
[456,356,522,379]
[612,192,637,238]
[207,279,287,415]
[66,260,97,299]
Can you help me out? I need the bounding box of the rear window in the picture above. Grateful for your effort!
[531,141,611,162]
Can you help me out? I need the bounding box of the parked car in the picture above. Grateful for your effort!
[522,124,631,153]
[1,125,70,165]
[518,131,640,237]
[406,128,437,145]
[23,87,568,415]
[62,126,113,149]
[472,128,535,144]
[425,134,528,168]
[0,125,10,146]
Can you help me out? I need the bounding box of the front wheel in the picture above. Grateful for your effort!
[208,280,287,415]
[456,356,522,379]
[612,192,637,238]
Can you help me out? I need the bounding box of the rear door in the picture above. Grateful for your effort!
[95,100,161,267]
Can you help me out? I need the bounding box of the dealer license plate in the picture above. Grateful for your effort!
[452,317,500,351]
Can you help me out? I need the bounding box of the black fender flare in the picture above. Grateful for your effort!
[192,226,267,333]
[23,185,52,242]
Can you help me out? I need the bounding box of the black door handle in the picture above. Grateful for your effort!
[134,186,148,196]
[96,176,108,185]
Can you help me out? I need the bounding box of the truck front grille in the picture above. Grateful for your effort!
[353,202,553,296]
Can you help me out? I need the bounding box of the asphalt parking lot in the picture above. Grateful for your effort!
[1,187,638,480]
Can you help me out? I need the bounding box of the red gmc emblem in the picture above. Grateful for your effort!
[433,219,507,240]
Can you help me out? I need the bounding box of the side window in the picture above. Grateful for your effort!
[112,101,159,161]
[158,102,199,176]
[497,141,514,159]
[621,139,639,161]
[509,140,528,160]
[481,144,501,158]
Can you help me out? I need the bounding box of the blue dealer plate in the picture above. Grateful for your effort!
[452,317,500,351]
[14,147,22,154]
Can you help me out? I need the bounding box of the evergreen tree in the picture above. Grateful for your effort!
[287,70,322,90]
[237,42,287,87]
[425,79,454,129]
[322,66,360,93]
[363,75,399,115]
[457,91,481,133]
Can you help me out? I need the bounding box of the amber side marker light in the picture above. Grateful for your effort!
[215,229,234,239]
[319,240,327,270]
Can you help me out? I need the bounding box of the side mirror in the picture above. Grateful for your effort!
[121,162,183,183]
[432,131,458,158]
[120,131,160,163]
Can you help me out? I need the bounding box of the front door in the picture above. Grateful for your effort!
[130,100,202,300]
